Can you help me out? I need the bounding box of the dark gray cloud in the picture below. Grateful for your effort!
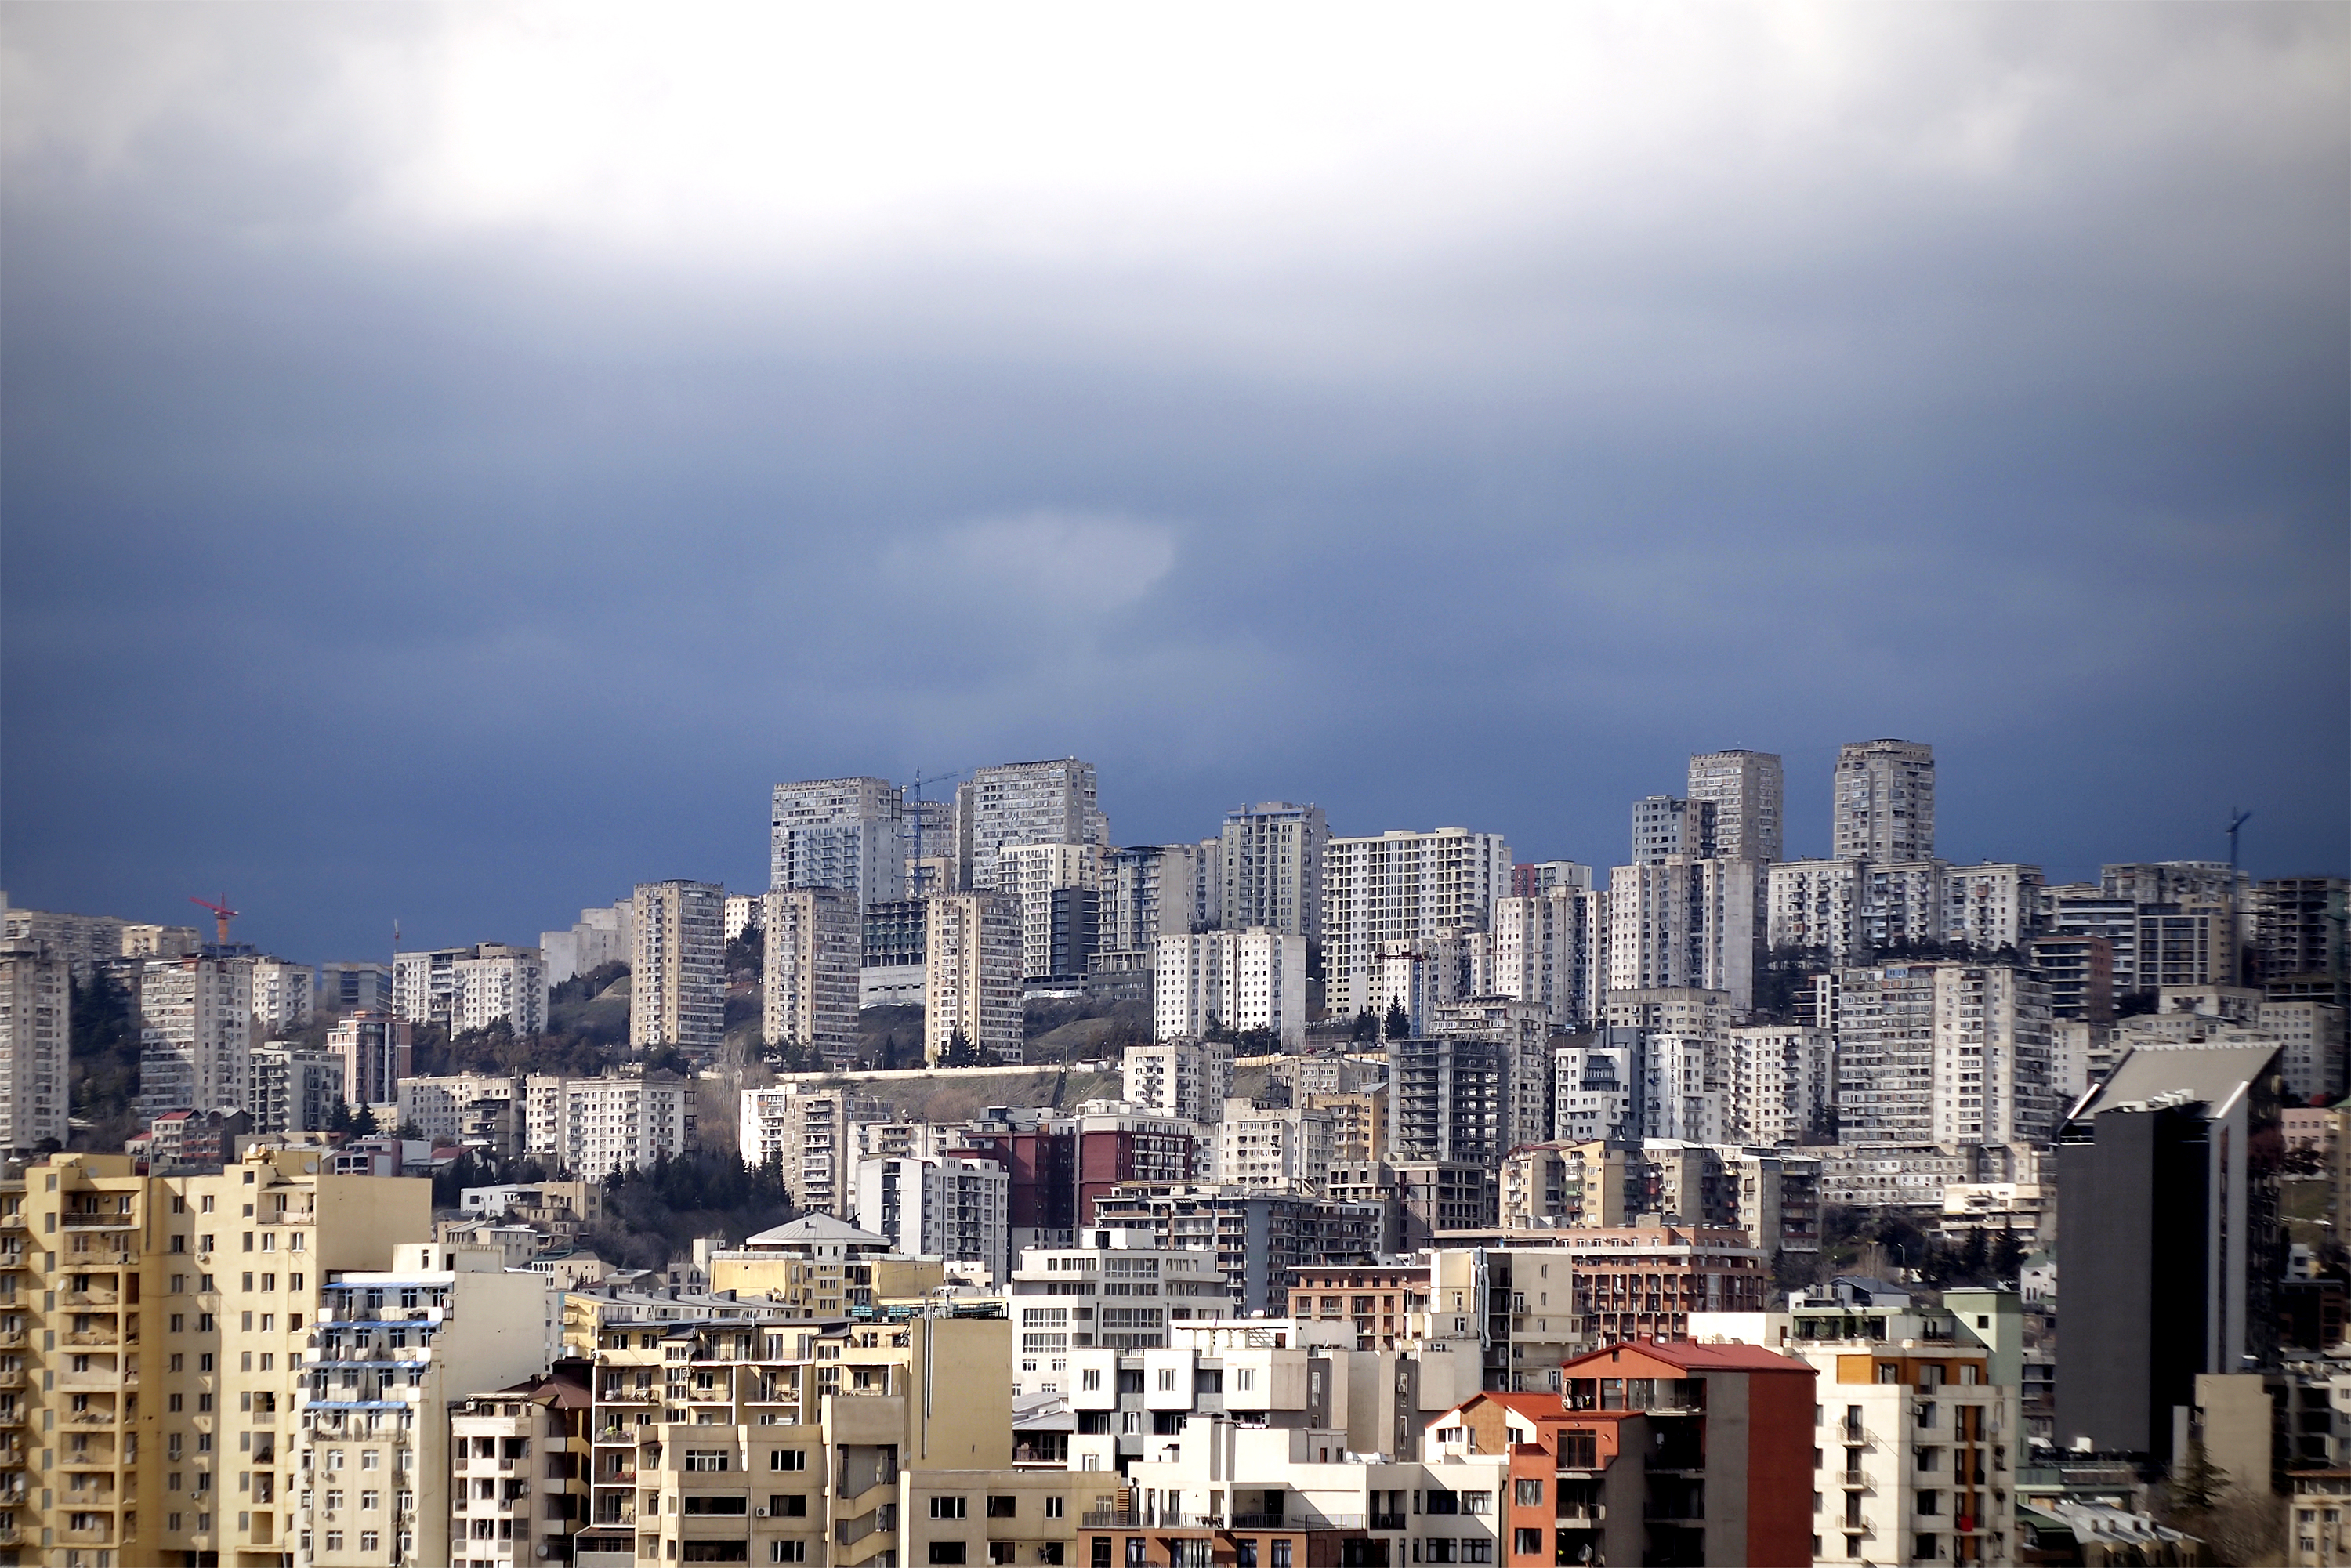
[3,3,2344,959]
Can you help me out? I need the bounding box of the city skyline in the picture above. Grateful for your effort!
[3,6,2344,960]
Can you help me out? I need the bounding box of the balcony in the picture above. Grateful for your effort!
[62,1214,137,1230]
[1371,1513,1407,1530]
[62,1331,118,1348]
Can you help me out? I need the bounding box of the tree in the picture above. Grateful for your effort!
[2167,1438,2229,1513]
[1991,1222,2026,1283]
[1350,1009,1378,1042]
[940,1027,981,1067]
[1382,1000,1411,1041]
[350,1104,381,1138]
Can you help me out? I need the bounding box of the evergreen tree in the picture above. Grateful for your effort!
[2168,1437,2229,1513]
[1383,1000,1411,1041]
[941,1027,980,1067]
[1991,1222,2026,1282]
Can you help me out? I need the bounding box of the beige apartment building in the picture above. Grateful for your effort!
[0,1146,429,1568]
[924,893,1024,1063]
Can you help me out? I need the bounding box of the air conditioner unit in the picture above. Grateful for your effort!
[756,1508,770,1517]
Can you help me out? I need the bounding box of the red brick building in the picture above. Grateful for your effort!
[1429,1340,1816,1567]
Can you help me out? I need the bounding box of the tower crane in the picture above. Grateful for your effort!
[187,894,239,945]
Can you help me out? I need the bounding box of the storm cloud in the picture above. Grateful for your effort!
[3,2,2344,959]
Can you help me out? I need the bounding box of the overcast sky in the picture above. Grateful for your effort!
[4,3,2345,961]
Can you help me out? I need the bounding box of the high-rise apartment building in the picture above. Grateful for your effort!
[0,904,197,979]
[1489,890,1603,1031]
[1605,857,1759,1012]
[0,940,67,1152]
[855,1153,1012,1286]
[1722,1024,1835,1145]
[1096,843,1198,955]
[769,775,906,907]
[1153,928,1308,1048]
[1219,801,1328,940]
[760,887,859,1064]
[536,899,632,987]
[997,840,1100,982]
[1686,748,1784,864]
[249,957,315,1035]
[1829,962,2055,1146]
[251,1044,346,1133]
[924,893,1023,1063]
[2256,877,2349,1003]
[1323,827,1512,1019]
[0,1147,433,1568]
[139,954,254,1117]
[395,1072,521,1153]
[954,757,1106,891]
[295,1243,550,1568]
[327,1009,413,1110]
[393,943,547,1035]
[1387,1000,1549,1164]
[1629,796,1713,864]
[549,1072,696,1179]
[1211,1097,1335,1190]
[629,880,724,1054]
[1834,737,1936,861]
[1766,857,1860,960]
[1120,1039,1233,1124]
[737,1084,882,1216]
[1512,860,1593,897]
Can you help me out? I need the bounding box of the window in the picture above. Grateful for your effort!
[1237,1543,1259,1568]
[1093,1541,1114,1568]
[1272,1542,1292,1568]
[1081,1369,1102,1392]
[987,1496,1018,1518]
[1461,1544,1493,1564]
[1127,1543,1147,1568]
[769,1495,809,1517]
[991,1546,1018,1566]
[931,1548,969,1566]
[1513,1479,1543,1506]
[361,1490,380,1511]
[1513,1530,1542,1557]
[685,1450,731,1472]
[1233,1368,1256,1392]
[1157,1369,1177,1392]
[771,1547,807,1564]
[684,1496,750,1515]
[1045,1498,1064,1519]
[1914,1537,1936,1561]
[1461,1492,1492,1515]
[931,1497,968,1519]
[360,1450,380,1471]
[770,1450,807,1472]
[360,1531,380,1552]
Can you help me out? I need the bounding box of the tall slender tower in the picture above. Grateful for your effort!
[1832,739,1936,862]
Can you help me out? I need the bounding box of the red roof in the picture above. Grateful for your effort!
[1563,1340,1809,1375]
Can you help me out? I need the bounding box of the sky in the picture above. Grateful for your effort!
[3,2,2346,962]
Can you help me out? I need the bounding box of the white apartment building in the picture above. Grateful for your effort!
[1154,927,1308,1048]
[1943,864,2045,951]
[999,840,1102,981]
[394,943,549,1036]
[1829,963,2055,1147]
[1606,856,1759,1012]
[1006,1229,1237,1389]
[1646,1034,1722,1143]
[955,757,1107,891]
[536,899,631,987]
[1516,860,1593,895]
[738,1084,882,1216]
[551,1072,696,1180]
[856,1153,1012,1287]
[1121,1039,1235,1124]
[762,887,860,1064]
[293,1243,549,1568]
[397,1072,521,1149]
[1768,857,1862,959]
[327,1009,411,1110]
[1323,827,1512,1019]
[1489,891,1603,1031]
[1686,748,1784,864]
[139,953,253,1117]
[1722,1024,1835,1145]
[2262,1000,2349,1103]
[723,892,759,943]
[1835,737,1937,862]
[1219,802,1328,940]
[250,957,315,1034]
[1097,843,1200,958]
[631,880,725,1053]
[770,774,907,907]
[0,940,67,1151]
[926,892,1025,1063]
[1631,795,1713,864]
[1212,1096,1335,1190]
[252,1044,346,1134]
[1555,1029,1646,1143]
